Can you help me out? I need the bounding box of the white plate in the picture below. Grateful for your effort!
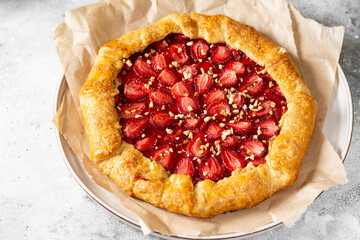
[54,65,353,239]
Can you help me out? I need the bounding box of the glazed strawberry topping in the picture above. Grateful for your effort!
[115,34,288,184]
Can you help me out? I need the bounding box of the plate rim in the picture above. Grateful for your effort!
[53,65,353,239]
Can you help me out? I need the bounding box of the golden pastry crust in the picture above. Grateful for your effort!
[79,13,317,218]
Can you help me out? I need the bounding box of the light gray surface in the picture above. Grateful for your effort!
[0,0,359,239]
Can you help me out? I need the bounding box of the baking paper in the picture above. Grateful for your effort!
[53,0,347,236]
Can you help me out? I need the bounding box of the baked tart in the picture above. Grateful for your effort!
[79,13,317,218]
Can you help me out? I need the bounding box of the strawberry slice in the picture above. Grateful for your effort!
[206,122,223,139]
[188,134,210,158]
[220,135,238,148]
[150,111,175,128]
[151,54,169,71]
[233,92,244,108]
[211,45,232,64]
[231,50,243,61]
[170,33,190,42]
[123,71,148,83]
[199,121,207,132]
[205,88,226,105]
[177,96,200,114]
[271,85,286,99]
[166,127,185,143]
[123,80,149,101]
[264,88,284,106]
[247,157,266,167]
[149,89,173,105]
[239,138,266,157]
[172,81,194,98]
[114,94,122,106]
[135,135,157,152]
[151,146,177,171]
[197,61,218,74]
[123,118,149,139]
[151,40,168,51]
[273,106,288,121]
[221,149,245,172]
[255,118,280,140]
[249,65,264,73]
[224,61,246,76]
[118,102,146,120]
[195,73,213,94]
[179,64,198,80]
[237,74,264,96]
[218,69,238,87]
[249,100,273,118]
[207,100,231,120]
[199,157,224,181]
[225,120,252,134]
[158,68,180,86]
[167,43,189,65]
[174,157,195,177]
[262,72,274,81]
[134,58,157,77]
[184,117,201,129]
[240,55,257,66]
[190,40,210,60]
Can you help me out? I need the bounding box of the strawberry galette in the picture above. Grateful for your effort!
[79,13,317,218]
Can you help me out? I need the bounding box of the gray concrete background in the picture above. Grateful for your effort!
[0,0,359,239]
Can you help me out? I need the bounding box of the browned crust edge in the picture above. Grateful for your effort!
[79,13,317,218]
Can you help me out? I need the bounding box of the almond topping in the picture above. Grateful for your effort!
[126,60,132,66]
[183,130,190,136]
[204,116,211,122]
[172,61,180,67]
[183,72,191,79]
[188,132,193,139]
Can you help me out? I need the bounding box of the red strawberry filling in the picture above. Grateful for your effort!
[114,34,288,184]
